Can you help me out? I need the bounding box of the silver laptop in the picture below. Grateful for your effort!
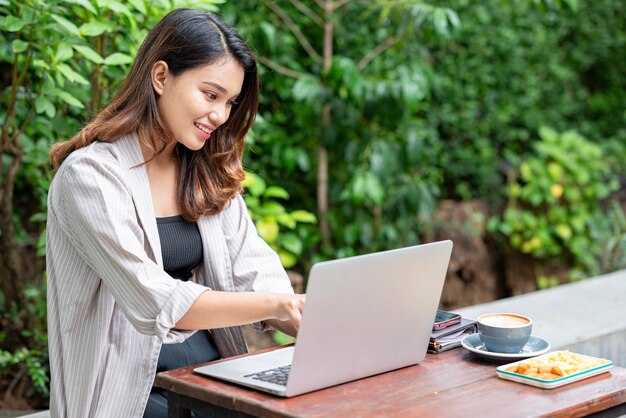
[194,240,453,397]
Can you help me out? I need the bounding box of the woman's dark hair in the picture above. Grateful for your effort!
[50,8,259,218]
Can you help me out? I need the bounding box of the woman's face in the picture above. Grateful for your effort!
[153,58,245,151]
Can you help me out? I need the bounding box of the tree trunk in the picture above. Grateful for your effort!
[0,145,26,318]
[318,0,335,248]
[0,49,30,325]
[317,131,330,247]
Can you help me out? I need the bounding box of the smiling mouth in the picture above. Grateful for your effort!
[194,122,212,139]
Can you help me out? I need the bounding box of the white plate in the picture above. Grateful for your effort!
[496,351,613,389]
[461,333,551,362]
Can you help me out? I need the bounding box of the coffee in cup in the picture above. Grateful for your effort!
[477,313,532,353]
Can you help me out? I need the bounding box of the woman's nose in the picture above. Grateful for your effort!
[209,105,228,127]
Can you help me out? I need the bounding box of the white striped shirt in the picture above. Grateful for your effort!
[46,134,293,417]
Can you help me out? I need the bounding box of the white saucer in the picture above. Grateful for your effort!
[461,333,551,363]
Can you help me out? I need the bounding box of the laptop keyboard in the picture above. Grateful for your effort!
[244,365,291,386]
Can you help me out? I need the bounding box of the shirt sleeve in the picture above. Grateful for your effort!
[220,195,295,331]
[56,154,207,343]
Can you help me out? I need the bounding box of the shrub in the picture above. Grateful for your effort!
[488,127,620,277]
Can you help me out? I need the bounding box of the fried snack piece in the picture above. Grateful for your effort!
[551,365,565,377]
[517,363,530,374]
[524,368,540,378]
[539,366,552,374]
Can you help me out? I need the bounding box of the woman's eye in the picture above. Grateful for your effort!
[205,92,217,100]
[227,100,239,107]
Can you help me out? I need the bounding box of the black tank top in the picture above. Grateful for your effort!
[155,215,220,373]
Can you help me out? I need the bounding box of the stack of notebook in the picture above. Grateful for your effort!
[428,317,477,354]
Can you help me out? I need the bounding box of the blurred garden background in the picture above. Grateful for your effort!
[1,0,625,411]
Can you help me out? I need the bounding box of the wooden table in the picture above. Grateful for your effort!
[155,346,626,418]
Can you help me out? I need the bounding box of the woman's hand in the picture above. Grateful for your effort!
[267,294,306,337]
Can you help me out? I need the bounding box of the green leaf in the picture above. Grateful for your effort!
[73,44,104,64]
[149,0,169,8]
[101,1,132,17]
[35,96,55,118]
[242,172,266,196]
[564,0,579,13]
[264,186,289,199]
[280,233,303,255]
[5,16,25,32]
[65,0,98,14]
[127,0,147,15]
[365,173,385,205]
[11,39,28,53]
[445,9,461,29]
[290,210,316,223]
[103,52,133,66]
[433,9,450,36]
[52,14,81,37]
[52,89,85,109]
[55,43,74,62]
[260,21,276,53]
[296,149,310,171]
[29,212,47,222]
[352,174,366,205]
[167,1,218,12]
[292,75,321,104]
[56,63,90,85]
[260,201,286,216]
[278,249,297,268]
[256,218,279,243]
[538,126,558,142]
[276,214,296,229]
[243,196,259,213]
[80,20,110,37]
[32,59,50,70]
[555,224,572,240]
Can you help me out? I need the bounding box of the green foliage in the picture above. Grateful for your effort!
[226,0,626,265]
[0,283,48,399]
[536,275,560,290]
[0,347,49,396]
[488,128,620,276]
[422,0,626,199]
[585,201,626,277]
[1,0,225,232]
[242,171,317,268]
[1,0,240,406]
[226,0,457,261]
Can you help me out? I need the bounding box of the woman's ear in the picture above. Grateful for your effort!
[151,61,169,96]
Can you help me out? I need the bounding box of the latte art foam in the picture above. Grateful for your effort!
[479,314,530,328]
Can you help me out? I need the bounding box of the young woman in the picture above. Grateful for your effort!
[46,9,305,418]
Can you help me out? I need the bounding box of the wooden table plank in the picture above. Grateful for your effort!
[156,347,626,418]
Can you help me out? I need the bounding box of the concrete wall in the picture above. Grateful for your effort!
[455,269,626,366]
